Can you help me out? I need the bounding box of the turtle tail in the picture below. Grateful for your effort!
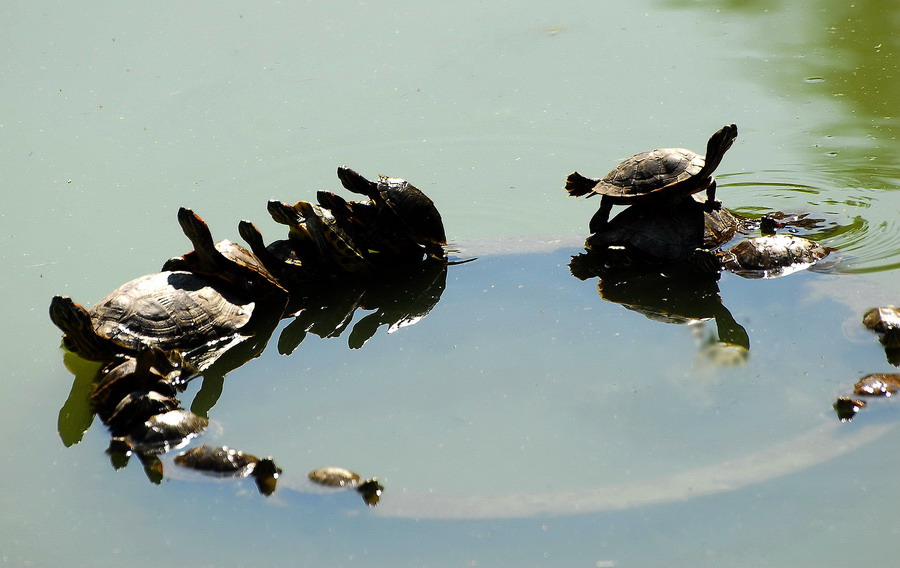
[564,171,597,197]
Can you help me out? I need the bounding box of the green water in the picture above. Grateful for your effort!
[2,1,899,567]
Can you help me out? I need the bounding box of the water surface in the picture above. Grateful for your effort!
[2,1,899,567]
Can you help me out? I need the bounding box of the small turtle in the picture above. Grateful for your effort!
[266,199,321,260]
[337,166,447,253]
[566,124,738,233]
[174,444,281,495]
[853,374,900,397]
[238,219,316,287]
[714,234,830,278]
[833,397,866,422]
[126,409,209,453]
[162,207,287,302]
[295,201,371,274]
[105,390,180,436]
[317,190,427,263]
[863,307,900,349]
[308,466,361,488]
[89,346,185,411]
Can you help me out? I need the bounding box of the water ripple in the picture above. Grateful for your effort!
[719,167,900,274]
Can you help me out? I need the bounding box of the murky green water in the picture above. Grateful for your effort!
[3,1,899,566]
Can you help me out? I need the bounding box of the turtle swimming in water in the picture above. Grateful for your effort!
[566,124,738,233]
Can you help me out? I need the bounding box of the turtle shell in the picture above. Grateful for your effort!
[720,234,829,277]
[596,147,705,199]
[566,124,737,204]
[50,271,255,361]
[337,166,447,251]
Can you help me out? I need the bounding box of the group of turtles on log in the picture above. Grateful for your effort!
[49,167,445,497]
[834,307,900,422]
[565,123,830,276]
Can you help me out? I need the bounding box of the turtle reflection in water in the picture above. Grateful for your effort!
[174,445,282,496]
[309,466,384,506]
[570,258,750,365]
[583,194,745,266]
[567,124,738,233]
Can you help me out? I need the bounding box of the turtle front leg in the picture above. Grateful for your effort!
[588,198,614,234]
[704,180,722,211]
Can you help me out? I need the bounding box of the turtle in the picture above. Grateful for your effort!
[104,390,181,437]
[316,190,428,263]
[863,307,900,349]
[126,409,209,453]
[238,219,316,287]
[173,445,282,494]
[49,272,257,362]
[89,346,185,411]
[584,194,746,265]
[162,207,287,302]
[294,200,371,274]
[713,234,830,278]
[336,166,447,253]
[853,373,900,397]
[308,466,361,488]
[266,199,321,260]
[50,208,284,363]
[566,124,738,233]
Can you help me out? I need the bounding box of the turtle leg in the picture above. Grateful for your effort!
[704,180,722,210]
[588,198,613,234]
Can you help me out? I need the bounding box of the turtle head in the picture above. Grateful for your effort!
[337,166,379,200]
[49,295,118,361]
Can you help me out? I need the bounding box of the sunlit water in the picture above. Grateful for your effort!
[3,1,899,567]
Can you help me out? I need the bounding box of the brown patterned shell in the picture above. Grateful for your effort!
[50,271,255,362]
[721,235,829,272]
[598,148,705,198]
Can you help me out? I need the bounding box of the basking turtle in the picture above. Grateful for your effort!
[566,124,738,233]
[238,219,315,287]
[126,409,209,453]
[337,166,447,252]
[49,272,256,362]
[294,200,371,274]
[584,194,746,264]
[266,199,321,260]
[90,346,185,416]
[50,208,283,362]
[162,207,287,301]
[713,234,830,278]
[316,190,427,263]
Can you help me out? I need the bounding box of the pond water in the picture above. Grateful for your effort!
[3,1,900,567]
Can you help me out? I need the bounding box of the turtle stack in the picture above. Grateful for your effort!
[49,166,447,492]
